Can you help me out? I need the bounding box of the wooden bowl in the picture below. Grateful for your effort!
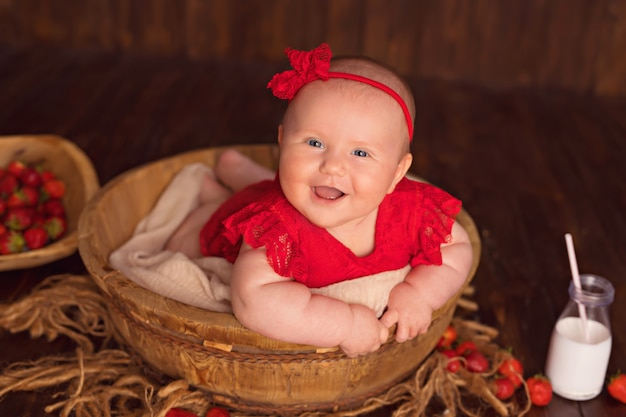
[78,144,481,414]
[0,135,100,271]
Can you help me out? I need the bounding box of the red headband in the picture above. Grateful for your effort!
[267,43,414,141]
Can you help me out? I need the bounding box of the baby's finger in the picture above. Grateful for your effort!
[395,323,410,343]
[379,325,390,343]
[380,310,398,328]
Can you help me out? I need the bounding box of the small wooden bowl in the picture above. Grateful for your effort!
[78,144,481,414]
[0,135,100,271]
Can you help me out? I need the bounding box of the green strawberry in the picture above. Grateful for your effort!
[44,216,67,240]
[0,230,25,254]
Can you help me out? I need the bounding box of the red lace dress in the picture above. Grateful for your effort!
[199,176,461,288]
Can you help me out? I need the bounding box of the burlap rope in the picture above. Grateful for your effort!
[0,275,531,417]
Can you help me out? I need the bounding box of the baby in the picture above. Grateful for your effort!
[166,43,473,357]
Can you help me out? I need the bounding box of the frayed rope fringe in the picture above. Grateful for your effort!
[0,275,531,417]
[0,348,212,417]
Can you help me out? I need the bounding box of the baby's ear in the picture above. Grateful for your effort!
[388,153,413,193]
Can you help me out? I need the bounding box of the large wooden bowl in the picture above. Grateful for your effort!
[78,144,480,414]
[0,135,99,271]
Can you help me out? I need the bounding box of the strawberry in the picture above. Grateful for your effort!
[7,186,39,208]
[205,407,230,417]
[0,159,69,254]
[498,354,524,388]
[42,199,66,217]
[24,227,48,250]
[20,167,42,187]
[0,230,25,254]
[436,325,458,349]
[607,372,626,404]
[40,170,56,182]
[456,340,477,356]
[4,207,36,230]
[7,160,27,177]
[42,179,66,199]
[0,173,18,195]
[165,408,198,417]
[465,350,489,373]
[44,216,67,240]
[440,349,461,373]
[527,375,552,406]
[489,376,516,400]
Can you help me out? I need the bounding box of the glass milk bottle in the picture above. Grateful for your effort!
[545,274,614,400]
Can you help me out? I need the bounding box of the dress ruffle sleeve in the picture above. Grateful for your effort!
[410,183,462,267]
[221,201,304,280]
[200,179,305,280]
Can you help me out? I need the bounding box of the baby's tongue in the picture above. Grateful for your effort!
[315,186,344,200]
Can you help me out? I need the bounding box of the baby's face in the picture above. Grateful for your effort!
[278,80,411,234]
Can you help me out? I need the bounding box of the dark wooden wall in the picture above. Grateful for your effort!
[1,0,625,96]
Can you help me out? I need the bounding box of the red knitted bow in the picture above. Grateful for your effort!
[267,43,332,99]
[267,43,414,140]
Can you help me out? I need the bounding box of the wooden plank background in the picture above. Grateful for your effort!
[0,0,625,96]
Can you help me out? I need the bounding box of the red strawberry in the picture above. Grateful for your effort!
[527,375,552,406]
[0,174,18,195]
[7,160,27,177]
[24,227,48,250]
[0,223,7,236]
[489,376,516,400]
[42,179,66,199]
[465,350,489,373]
[44,216,67,240]
[607,372,626,404]
[0,199,6,216]
[0,230,25,254]
[456,340,477,356]
[205,406,230,417]
[7,186,39,208]
[440,349,461,373]
[6,192,23,208]
[42,199,66,217]
[40,170,56,182]
[165,408,197,417]
[4,207,36,230]
[498,354,524,388]
[31,210,45,227]
[436,325,458,349]
[20,167,42,187]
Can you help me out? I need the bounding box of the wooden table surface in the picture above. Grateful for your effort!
[1,45,625,416]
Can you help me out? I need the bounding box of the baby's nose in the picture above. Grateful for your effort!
[320,153,346,176]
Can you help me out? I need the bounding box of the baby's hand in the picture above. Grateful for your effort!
[380,282,433,343]
[339,304,389,357]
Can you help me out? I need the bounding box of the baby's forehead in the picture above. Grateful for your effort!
[291,80,399,117]
[331,59,404,92]
[331,58,414,115]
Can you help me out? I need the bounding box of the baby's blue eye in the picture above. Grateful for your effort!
[352,149,368,157]
[307,139,323,148]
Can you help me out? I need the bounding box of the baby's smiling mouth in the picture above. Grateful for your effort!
[313,186,345,200]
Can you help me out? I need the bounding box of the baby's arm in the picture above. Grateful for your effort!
[380,221,473,342]
[231,242,389,357]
